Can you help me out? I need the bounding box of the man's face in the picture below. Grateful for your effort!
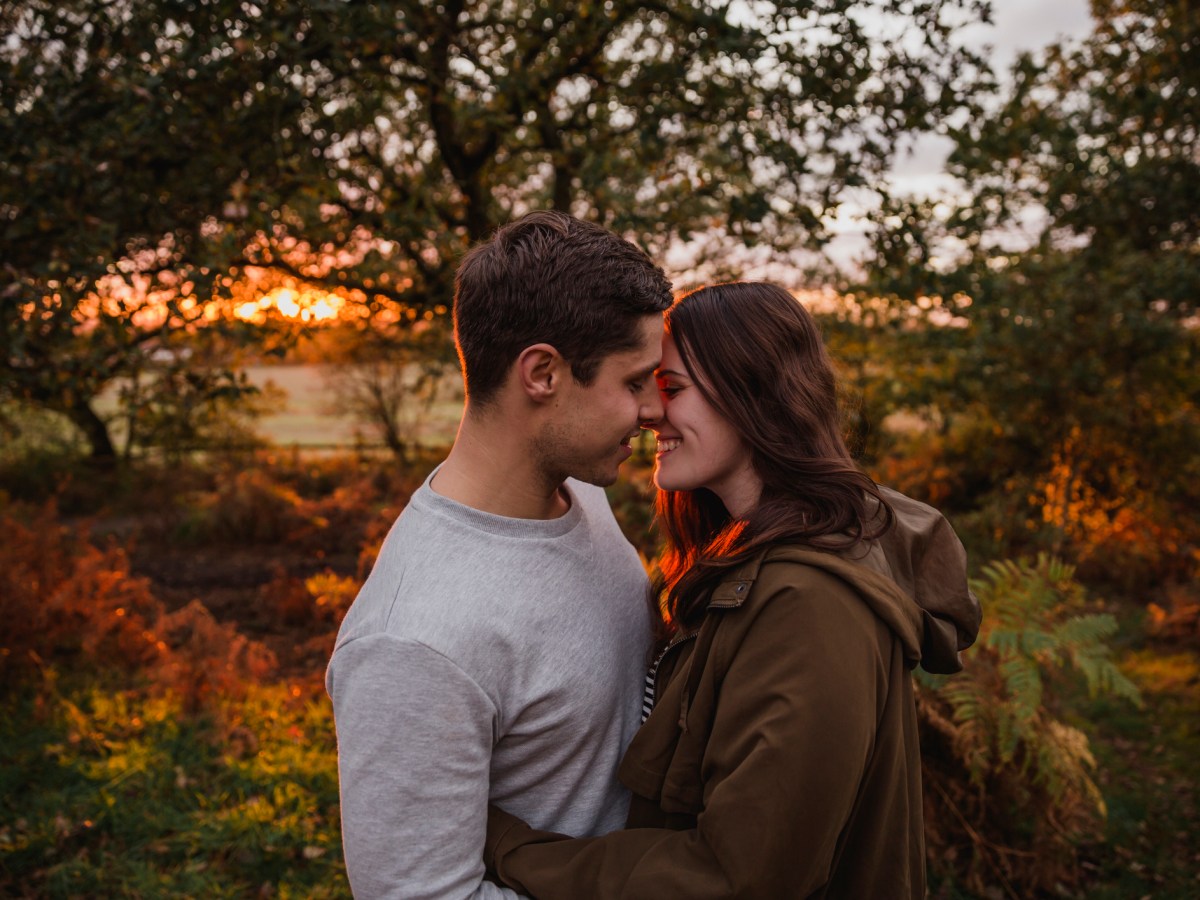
[536,315,665,487]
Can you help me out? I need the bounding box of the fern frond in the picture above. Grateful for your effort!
[928,554,1140,813]
[1037,720,1106,814]
[1019,627,1059,657]
[1000,654,1044,725]
[1051,613,1119,650]
[1070,650,1143,705]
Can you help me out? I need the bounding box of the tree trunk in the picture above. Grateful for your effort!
[67,401,117,462]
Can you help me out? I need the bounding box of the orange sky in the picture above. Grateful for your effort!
[233,286,345,324]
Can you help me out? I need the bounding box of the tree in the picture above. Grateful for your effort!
[322,319,458,462]
[270,0,992,292]
[1,0,336,458]
[2,0,991,459]
[858,0,1200,586]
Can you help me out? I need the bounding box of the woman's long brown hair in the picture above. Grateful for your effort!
[655,282,893,631]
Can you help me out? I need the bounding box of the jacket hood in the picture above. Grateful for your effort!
[846,486,981,673]
[711,544,928,669]
[708,486,981,674]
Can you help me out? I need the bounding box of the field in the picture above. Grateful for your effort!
[92,364,467,450]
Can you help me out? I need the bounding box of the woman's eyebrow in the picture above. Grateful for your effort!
[655,367,687,379]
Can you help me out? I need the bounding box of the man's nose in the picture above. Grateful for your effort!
[639,389,664,429]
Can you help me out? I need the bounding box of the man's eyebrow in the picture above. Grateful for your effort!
[631,362,660,380]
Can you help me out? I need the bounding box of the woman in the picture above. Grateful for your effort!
[484,282,980,899]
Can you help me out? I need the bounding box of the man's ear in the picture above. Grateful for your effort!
[515,343,566,403]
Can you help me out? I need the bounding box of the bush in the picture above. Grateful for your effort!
[0,502,275,717]
[152,600,277,713]
[261,568,359,631]
[605,458,659,564]
[177,469,310,545]
[174,453,428,563]
[0,502,162,681]
[869,431,961,509]
[920,555,1141,896]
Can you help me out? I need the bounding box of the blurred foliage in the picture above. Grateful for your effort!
[321,317,459,463]
[605,453,659,564]
[833,76,1200,872]
[0,500,276,708]
[846,0,1200,595]
[1,0,990,458]
[0,454,400,896]
[0,453,1191,897]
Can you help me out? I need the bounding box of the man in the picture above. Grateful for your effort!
[326,211,673,898]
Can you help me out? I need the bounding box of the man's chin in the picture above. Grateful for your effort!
[576,471,619,488]
[572,461,622,488]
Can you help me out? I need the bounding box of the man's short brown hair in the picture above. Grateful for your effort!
[453,211,672,407]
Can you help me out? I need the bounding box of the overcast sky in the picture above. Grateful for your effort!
[820,0,1096,269]
[888,0,1095,191]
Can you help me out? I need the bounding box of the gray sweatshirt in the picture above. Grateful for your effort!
[326,473,654,899]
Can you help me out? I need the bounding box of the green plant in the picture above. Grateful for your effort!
[919,555,1141,897]
[0,679,346,898]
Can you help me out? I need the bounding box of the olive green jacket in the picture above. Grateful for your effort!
[485,493,980,899]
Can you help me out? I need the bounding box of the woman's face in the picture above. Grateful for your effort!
[652,334,762,518]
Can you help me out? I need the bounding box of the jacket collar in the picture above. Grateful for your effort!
[708,548,771,609]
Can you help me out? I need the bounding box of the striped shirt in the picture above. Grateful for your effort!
[641,645,670,723]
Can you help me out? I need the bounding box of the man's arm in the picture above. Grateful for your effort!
[328,633,524,899]
[484,575,884,899]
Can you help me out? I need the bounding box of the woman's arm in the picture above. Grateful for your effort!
[485,571,887,900]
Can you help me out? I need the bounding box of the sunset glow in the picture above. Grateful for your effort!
[234,287,347,323]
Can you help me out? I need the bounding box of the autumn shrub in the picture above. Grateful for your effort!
[304,571,359,624]
[269,451,366,496]
[919,555,1141,897]
[178,468,310,545]
[292,479,389,558]
[896,422,1200,603]
[258,568,361,674]
[174,453,427,567]
[310,458,431,554]
[0,501,162,681]
[353,490,423,579]
[1031,439,1199,594]
[0,501,276,718]
[261,568,359,631]
[257,447,434,504]
[1146,581,1200,644]
[868,431,961,509]
[151,600,277,713]
[355,513,394,580]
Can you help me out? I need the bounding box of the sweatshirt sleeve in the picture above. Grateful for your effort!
[485,572,884,899]
[328,633,525,900]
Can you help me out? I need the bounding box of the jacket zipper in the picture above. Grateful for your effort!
[649,628,699,710]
